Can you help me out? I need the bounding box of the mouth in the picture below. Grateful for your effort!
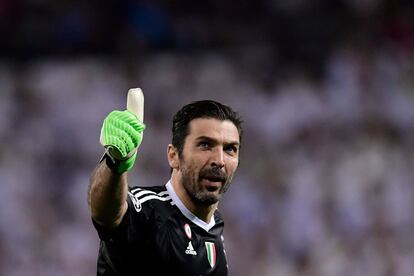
[199,166,227,192]
[201,176,225,192]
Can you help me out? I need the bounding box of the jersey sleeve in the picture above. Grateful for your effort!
[92,191,150,243]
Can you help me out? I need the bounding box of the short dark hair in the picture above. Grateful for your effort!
[172,100,243,155]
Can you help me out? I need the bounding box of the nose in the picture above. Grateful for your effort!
[211,147,225,168]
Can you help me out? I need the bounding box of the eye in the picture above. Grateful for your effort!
[224,145,238,155]
[198,141,211,149]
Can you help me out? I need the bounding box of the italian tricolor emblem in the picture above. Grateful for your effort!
[205,242,216,268]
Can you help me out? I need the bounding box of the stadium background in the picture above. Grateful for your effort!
[1,0,414,275]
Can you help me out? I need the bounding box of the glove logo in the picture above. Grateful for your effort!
[128,192,142,213]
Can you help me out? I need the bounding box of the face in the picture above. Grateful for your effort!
[174,118,240,206]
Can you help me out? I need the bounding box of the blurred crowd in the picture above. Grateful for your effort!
[1,0,414,276]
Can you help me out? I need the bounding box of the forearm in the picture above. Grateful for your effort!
[89,88,145,229]
[88,160,128,229]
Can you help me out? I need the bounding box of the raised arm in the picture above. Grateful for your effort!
[88,89,145,229]
[88,159,129,228]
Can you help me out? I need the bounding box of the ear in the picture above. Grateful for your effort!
[167,144,179,169]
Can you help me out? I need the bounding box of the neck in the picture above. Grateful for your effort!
[170,173,217,223]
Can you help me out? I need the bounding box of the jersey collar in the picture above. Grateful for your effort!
[166,181,216,232]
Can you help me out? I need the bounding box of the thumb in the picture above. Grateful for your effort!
[127,88,144,122]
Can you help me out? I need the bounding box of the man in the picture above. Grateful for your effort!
[88,94,243,276]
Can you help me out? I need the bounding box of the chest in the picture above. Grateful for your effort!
[153,217,228,275]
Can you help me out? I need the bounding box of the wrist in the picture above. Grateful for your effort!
[99,149,137,174]
[100,152,122,175]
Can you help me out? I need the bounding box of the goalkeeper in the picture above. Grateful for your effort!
[88,89,243,276]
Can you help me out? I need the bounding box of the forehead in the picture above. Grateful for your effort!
[187,118,240,143]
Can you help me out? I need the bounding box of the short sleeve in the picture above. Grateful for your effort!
[92,214,130,242]
[92,193,148,243]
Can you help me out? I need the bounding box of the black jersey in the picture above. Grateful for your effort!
[93,181,228,276]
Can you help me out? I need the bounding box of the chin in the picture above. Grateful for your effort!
[196,192,221,205]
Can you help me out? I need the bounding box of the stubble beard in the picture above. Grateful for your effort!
[178,150,236,206]
[181,165,222,206]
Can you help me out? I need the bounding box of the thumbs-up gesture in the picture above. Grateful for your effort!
[100,88,145,174]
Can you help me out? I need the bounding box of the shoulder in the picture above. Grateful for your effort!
[127,185,173,214]
[129,185,168,196]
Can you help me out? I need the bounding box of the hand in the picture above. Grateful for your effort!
[100,110,145,174]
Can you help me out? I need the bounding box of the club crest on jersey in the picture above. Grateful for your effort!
[184,223,192,239]
[205,242,216,268]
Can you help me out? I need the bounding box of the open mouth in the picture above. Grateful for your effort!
[201,176,225,191]
[199,167,227,192]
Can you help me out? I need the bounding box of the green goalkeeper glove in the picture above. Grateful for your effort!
[100,110,145,174]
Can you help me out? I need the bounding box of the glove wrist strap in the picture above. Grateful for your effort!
[99,151,121,175]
